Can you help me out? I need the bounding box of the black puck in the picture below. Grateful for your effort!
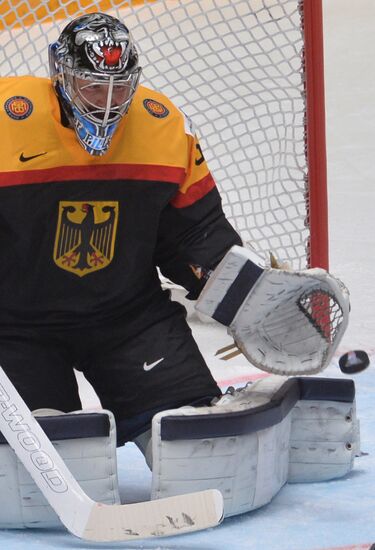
[339,350,370,374]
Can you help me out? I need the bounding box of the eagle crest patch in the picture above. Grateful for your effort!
[53,201,119,277]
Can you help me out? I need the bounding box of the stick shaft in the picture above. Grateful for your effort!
[0,366,223,541]
[0,367,93,536]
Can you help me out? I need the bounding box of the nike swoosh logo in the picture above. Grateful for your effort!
[143,358,164,371]
[19,152,47,162]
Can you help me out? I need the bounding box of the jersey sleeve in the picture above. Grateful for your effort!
[155,130,242,299]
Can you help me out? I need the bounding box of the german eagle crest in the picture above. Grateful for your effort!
[54,201,119,276]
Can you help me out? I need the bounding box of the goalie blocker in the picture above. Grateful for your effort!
[196,246,350,375]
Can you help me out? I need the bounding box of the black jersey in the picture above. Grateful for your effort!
[0,77,241,328]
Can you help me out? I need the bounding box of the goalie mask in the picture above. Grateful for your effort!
[49,12,141,156]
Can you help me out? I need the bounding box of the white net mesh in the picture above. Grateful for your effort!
[0,0,321,269]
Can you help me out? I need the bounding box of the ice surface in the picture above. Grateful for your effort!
[1,0,375,548]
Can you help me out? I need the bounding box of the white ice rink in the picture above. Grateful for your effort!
[1,0,375,549]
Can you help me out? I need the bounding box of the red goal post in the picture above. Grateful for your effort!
[303,0,328,269]
[0,0,328,270]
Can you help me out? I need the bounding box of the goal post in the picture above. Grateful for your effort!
[0,0,328,270]
[303,0,328,269]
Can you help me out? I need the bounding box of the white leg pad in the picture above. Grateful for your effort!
[0,409,120,528]
[289,398,360,482]
[150,377,360,518]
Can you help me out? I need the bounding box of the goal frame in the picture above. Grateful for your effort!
[303,0,328,269]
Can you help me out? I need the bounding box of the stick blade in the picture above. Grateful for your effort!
[81,489,223,542]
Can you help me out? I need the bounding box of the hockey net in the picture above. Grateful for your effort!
[0,0,327,270]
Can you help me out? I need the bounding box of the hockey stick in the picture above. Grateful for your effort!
[0,366,223,542]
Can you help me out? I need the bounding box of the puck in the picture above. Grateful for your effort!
[339,350,370,374]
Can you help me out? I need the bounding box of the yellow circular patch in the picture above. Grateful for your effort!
[4,96,33,120]
[143,98,169,119]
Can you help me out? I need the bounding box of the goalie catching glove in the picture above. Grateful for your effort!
[195,246,350,375]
